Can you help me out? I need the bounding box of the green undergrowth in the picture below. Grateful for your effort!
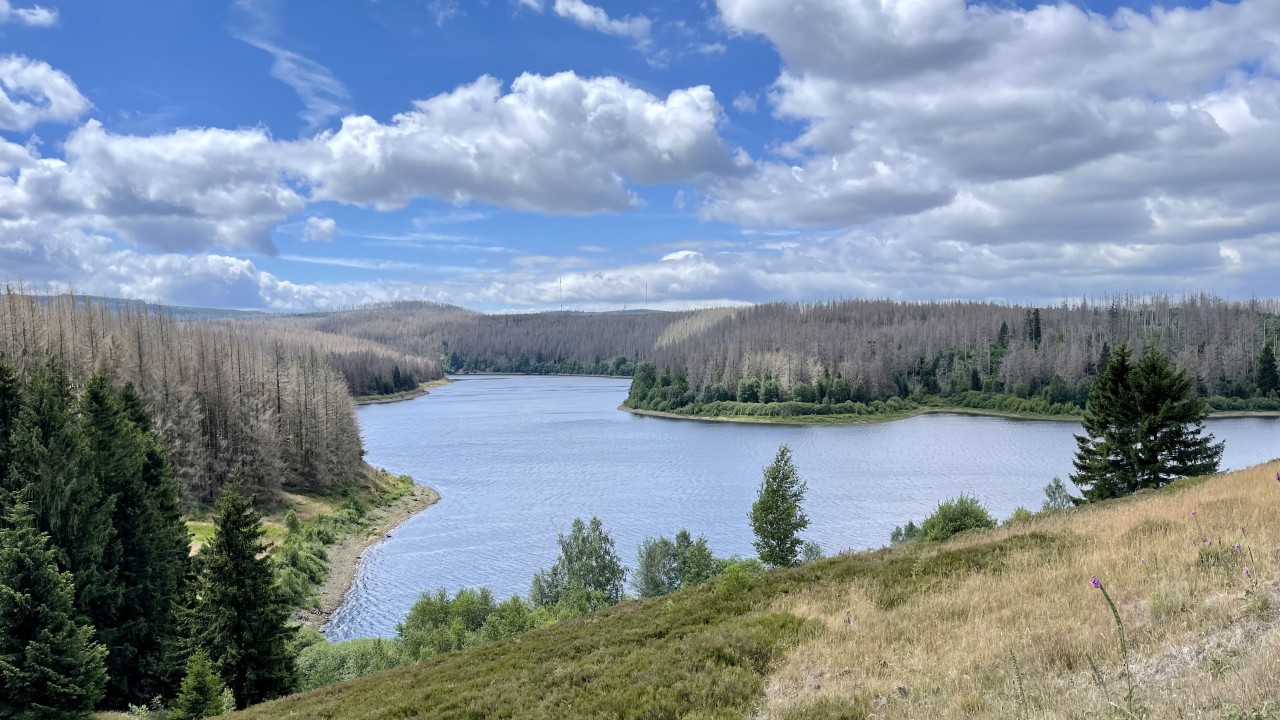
[274,469,417,609]
[233,532,1069,720]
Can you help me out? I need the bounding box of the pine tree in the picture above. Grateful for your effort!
[0,502,108,718]
[1130,351,1223,488]
[191,484,296,708]
[3,361,120,643]
[0,353,21,484]
[1072,345,1139,501]
[169,651,229,720]
[1258,343,1279,397]
[749,444,809,567]
[82,375,192,705]
[1073,346,1223,500]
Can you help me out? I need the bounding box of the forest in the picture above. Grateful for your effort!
[286,295,1280,418]
[1,290,438,505]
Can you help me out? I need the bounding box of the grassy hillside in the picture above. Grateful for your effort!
[235,461,1280,720]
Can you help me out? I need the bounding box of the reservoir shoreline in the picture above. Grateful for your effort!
[620,404,1280,426]
[295,483,441,632]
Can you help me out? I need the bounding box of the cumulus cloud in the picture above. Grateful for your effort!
[298,71,739,214]
[0,55,89,130]
[703,0,1280,264]
[731,92,757,114]
[303,216,338,242]
[0,0,57,27]
[1,119,305,253]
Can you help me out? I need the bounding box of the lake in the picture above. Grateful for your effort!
[324,375,1280,640]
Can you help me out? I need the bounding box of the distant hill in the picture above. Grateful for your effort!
[31,294,269,320]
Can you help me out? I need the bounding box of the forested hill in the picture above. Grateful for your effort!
[296,296,1280,411]
[0,291,440,505]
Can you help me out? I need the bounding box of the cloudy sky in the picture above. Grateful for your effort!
[1,0,1277,310]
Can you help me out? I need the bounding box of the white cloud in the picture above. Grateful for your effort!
[303,216,338,242]
[233,0,350,132]
[731,92,757,114]
[0,0,58,27]
[298,71,739,214]
[1,120,304,253]
[0,55,89,130]
[551,0,649,42]
[703,0,1280,259]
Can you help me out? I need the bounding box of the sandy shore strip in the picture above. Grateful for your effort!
[293,484,441,631]
[354,378,452,406]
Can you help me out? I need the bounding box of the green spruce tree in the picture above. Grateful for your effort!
[1130,351,1223,488]
[191,485,295,708]
[1258,343,1279,397]
[0,353,21,483]
[1073,346,1223,500]
[3,361,120,648]
[1072,344,1140,501]
[749,444,809,567]
[169,651,229,720]
[0,502,108,719]
[82,375,192,705]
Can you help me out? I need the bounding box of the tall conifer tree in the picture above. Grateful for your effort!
[191,485,295,708]
[1258,343,1279,397]
[0,354,21,484]
[1073,346,1222,500]
[3,361,120,639]
[0,502,108,718]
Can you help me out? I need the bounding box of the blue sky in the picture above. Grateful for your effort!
[1,0,1276,310]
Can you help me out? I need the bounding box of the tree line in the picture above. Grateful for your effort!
[295,296,1280,415]
[1,290,437,504]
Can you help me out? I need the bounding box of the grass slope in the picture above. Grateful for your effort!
[236,461,1280,720]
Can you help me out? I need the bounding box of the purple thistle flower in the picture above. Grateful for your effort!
[1191,509,1198,517]
[1244,567,1251,577]
[1091,576,1102,589]
[1234,543,1242,550]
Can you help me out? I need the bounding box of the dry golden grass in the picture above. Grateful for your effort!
[765,461,1280,720]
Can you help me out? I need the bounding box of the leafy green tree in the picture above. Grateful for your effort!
[889,520,919,545]
[190,485,296,708]
[295,638,407,692]
[736,376,761,403]
[633,529,721,598]
[749,444,809,567]
[397,587,496,660]
[0,502,108,719]
[1258,343,1279,397]
[626,364,657,406]
[1041,477,1076,511]
[1073,346,1223,500]
[672,530,718,588]
[530,517,626,613]
[169,651,228,720]
[632,536,679,598]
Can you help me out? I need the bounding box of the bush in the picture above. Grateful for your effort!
[1004,506,1035,525]
[889,520,920,545]
[711,558,764,597]
[295,638,409,691]
[918,494,996,543]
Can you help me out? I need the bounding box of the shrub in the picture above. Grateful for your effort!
[295,638,409,691]
[918,494,996,543]
[1005,506,1035,525]
[1041,477,1076,511]
[712,558,764,597]
[889,520,920,545]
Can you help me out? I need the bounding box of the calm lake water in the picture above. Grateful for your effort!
[325,375,1280,640]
